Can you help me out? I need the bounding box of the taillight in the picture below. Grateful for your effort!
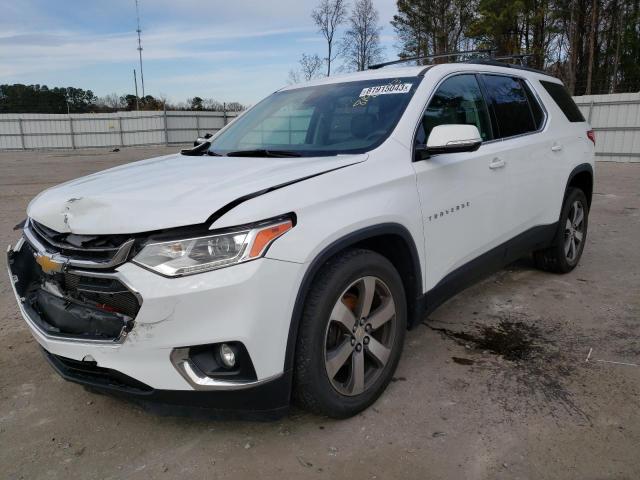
[587,130,595,145]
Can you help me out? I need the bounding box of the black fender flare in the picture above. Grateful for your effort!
[545,162,594,249]
[281,223,423,376]
[564,163,594,207]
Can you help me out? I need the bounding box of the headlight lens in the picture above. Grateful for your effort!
[133,219,293,277]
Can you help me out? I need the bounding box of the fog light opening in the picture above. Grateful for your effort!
[219,343,236,368]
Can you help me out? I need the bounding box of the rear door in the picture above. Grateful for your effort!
[479,74,556,237]
[412,73,513,290]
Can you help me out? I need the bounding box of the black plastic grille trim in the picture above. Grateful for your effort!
[62,272,140,318]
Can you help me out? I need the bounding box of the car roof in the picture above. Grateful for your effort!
[279,62,561,92]
[279,65,426,92]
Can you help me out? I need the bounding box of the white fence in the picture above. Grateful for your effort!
[0,93,639,161]
[574,92,640,162]
[0,110,240,150]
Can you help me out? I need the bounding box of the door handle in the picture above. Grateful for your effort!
[551,144,563,152]
[489,157,506,169]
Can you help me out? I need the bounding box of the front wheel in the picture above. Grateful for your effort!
[534,187,589,273]
[293,249,407,418]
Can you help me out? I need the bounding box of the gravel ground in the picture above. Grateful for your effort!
[0,147,639,480]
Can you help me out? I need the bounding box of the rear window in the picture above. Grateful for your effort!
[539,81,585,122]
[481,75,536,138]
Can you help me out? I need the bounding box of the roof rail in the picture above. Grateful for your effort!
[490,53,535,64]
[368,49,493,70]
[368,51,550,76]
[464,54,548,75]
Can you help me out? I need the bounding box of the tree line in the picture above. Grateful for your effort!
[0,84,246,114]
[294,0,639,95]
[3,0,637,113]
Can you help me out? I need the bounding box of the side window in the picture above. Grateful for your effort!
[522,81,545,129]
[416,74,493,144]
[539,80,586,122]
[481,75,536,138]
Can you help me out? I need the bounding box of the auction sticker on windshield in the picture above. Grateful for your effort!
[359,82,412,97]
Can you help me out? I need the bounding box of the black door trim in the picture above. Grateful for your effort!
[423,222,558,315]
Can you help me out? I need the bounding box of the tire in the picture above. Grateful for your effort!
[534,187,589,273]
[293,249,407,418]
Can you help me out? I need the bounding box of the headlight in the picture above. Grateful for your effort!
[133,218,293,277]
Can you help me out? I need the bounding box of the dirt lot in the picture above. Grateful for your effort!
[0,147,639,480]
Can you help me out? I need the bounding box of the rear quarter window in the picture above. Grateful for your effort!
[523,81,545,129]
[539,81,585,122]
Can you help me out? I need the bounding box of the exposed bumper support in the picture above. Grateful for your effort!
[7,240,137,344]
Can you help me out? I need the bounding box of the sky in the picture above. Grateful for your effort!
[0,0,401,105]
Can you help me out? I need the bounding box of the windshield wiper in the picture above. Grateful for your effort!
[181,141,211,156]
[225,149,302,158]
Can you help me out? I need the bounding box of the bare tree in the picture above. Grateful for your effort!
[225,102,246,112]
[585,0,598,94]
[342,0,384,71]
[288,69,302,84]
[288,53,325,83]
[203,98,225,111]
[312,0,349,76]
[100,93,124,110]
[157,93,169,109]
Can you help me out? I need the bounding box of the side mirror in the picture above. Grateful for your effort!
[415,124,482,160]
[194,132,213,147]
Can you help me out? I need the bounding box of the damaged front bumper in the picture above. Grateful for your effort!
[7,238,138,344]
[7,230,305,418]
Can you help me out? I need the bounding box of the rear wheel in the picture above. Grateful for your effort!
[534,187,589,273]
[293,249,406,418]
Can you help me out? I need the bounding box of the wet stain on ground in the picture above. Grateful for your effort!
[423,317,589,421]
[425,319,541,361]
[451,357,475,365]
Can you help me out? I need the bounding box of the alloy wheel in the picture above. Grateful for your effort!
[323,276,397,396]
[564,200,585,263]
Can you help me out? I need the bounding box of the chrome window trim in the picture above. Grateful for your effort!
[477,72,549,142]
[411,70,496,152]
[411,69,549,154]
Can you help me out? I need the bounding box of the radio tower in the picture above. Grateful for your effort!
[135,0,145,98]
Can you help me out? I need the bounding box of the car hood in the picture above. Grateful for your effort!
[27,152,366,234]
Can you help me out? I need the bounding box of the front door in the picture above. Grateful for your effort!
[412,73,510,291]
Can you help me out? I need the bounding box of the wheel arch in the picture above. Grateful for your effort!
[283,223,424,374]
[565,163,594,208]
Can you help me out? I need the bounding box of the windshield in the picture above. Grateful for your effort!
[209,77,420,157]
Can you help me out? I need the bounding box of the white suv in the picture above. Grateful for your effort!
[8,61,594,419]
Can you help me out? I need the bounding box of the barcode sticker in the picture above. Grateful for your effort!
[359,83,413,97]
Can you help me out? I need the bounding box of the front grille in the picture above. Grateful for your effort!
[63,272,140,318]
[28,219,133,266]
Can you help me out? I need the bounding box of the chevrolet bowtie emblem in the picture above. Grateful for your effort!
[34,254,64,274]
